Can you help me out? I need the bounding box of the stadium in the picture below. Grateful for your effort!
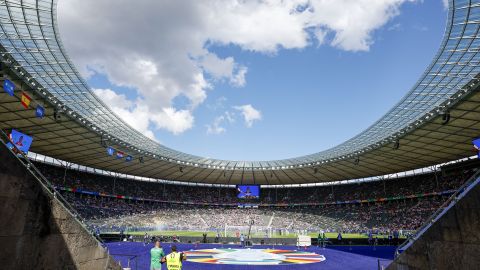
[0,0,479,270]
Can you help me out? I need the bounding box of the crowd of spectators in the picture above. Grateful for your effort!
[74,195,446,233]
[35,160,476,205]
[33,159,478,234]
[269,197,444,232]
[64,192,464,234]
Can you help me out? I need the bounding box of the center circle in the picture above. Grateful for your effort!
[184,248,326,265]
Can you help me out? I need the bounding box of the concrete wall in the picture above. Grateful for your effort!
[387,175,480,270]
[0,144,121,270]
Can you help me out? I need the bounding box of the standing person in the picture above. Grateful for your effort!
[150,240,165,270]
[393,230,399,245]
[162,245,186,270]
[240,234,245,248]
[368,230,373,246]
[144,232,149,246]
[215,232,219,243]
[318,230,325,248]
[120,228,124,242]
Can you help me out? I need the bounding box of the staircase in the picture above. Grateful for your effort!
[0,130,121,270]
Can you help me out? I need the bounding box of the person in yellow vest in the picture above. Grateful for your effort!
[161,245,186,270]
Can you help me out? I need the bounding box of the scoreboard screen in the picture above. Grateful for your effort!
[236,185,260,199]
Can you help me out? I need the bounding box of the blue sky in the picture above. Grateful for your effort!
[59,0,447,161]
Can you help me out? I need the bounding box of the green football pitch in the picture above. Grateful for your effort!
[109,230,406,239]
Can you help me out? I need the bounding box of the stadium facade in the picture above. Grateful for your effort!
[0,0,479,184]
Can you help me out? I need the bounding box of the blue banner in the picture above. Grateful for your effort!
[474,138,480,158]
[3,79,15,96]
[8,129,33,153]
[35,105,45,119]
[473,138,480,149]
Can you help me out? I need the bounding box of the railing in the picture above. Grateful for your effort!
[394,167,480,257]
[0,129,105,246]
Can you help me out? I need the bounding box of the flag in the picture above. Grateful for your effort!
[3,79,15,96]
[8,129,33,154]
[107,147,114,156]
[474,138,480,158]
[126,155,133,162]
[473,138,480,150]
[21,92,31,109]
[35,105,45,119]
[116,151,125,159]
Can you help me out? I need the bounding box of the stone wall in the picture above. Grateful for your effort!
[0,144,122,270]
[387,175,480,270]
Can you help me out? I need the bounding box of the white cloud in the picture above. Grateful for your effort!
[442,0,449,10]
[230,66,248,87]
[207,96,228,111]
[151,108,195,135]
[198,53,247,87]
[234,104,262,128]
[58,0,415,136]
[206,111,235,135]
[93,89,194,137]
[206,116,227,135]
[305,0,417,51]
[93,89,155,140]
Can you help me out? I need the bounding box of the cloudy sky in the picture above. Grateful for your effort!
[58,0,447,161]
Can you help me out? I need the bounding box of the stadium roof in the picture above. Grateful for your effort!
[0,0,479,185]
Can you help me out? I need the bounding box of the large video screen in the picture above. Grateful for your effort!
[236,185,260,199]
[8,129,33,154]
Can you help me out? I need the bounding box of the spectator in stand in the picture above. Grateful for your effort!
[30,159,478,235]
